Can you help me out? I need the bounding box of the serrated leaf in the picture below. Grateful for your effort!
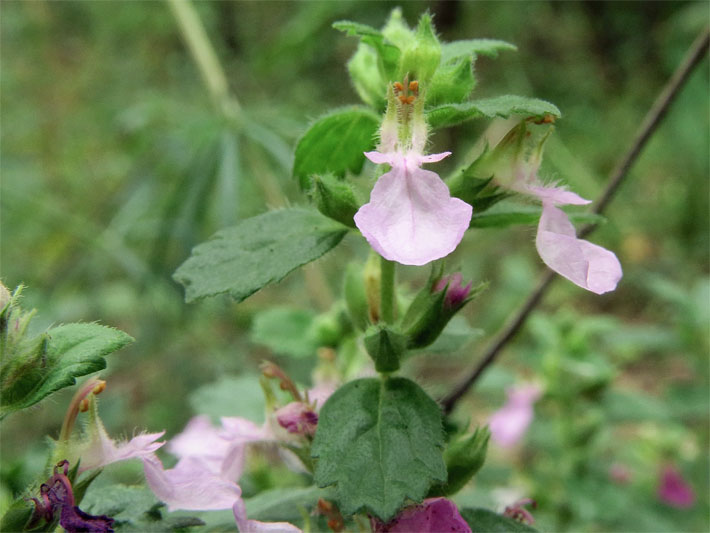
[293,108,380,190]
[460,507,538,532]
[173,208,348,303]
[470,204,605,229]
[251,307,317,358]
[312,377,446,521]
[441,39,517,63]
[244,486,328,522]
[0,323,133,420]
[427,95,561,129]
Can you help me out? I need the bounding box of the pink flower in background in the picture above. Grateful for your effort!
[79,427,165,473]
[370,498,471,533]
[233,499,302,533]
[275,402,318,437]
[503,498,536,525]
[657,465,695,508]
[489,384,542,448]
[354,150,472,266]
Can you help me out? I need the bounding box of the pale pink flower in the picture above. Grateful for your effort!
[78,422,164,473]
[354,150,472,266]
[489,384,541,448]
[509,160,622,294]
[233,499,302,533]
[370,497,471,532]
[657,465,695,508]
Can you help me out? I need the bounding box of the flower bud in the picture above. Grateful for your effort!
[429,426,490,497]
[402,270,480,349]
[364,324,406,373]
[399,14,441,85]
[311,173,360,228]
[347,43,386,109]
[276,402,319,437]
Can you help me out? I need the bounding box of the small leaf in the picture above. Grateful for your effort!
[0,323,133,420]
[333,21,401,83]
[312,377,446,521]
[460,507,538,532]
[173,208,348,303]
[251,307,318,358]
[293,107,380,190]
[441,39,517,63]
[427,95,561,129]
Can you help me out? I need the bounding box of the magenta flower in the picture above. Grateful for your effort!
[657,465,696,508]
[503,498,536,525]
[29,460,115,533]
[275,402,318,437]
[433,272,473,309]
[370,497,471,532]
[354,150,472,266]
[489,384,541,448]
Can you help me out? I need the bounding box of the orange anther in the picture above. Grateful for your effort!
[405,95,416,105]
[317,498,333,513]
[79,398,90,412]
[408,80,419,93]
[393,81,404,93]
[92,380,106,395]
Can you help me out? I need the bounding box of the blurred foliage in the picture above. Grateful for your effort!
[1,1,708,531]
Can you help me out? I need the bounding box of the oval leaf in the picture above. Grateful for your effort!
[427,95,561,129]
[312,377,446,521]
[173,208,348,303]
[293,108,380,190]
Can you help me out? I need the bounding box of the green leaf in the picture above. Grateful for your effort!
[188,374,265,423]
[0,323,133,420]
[173,208,348,303]
[427,57,476,107]
[470,204,605,229]
[251,307,318,358]
[312,377,446,521]
[427,95,561,129]
[460,507,538,532]
[333,22,401,83]
[293,107,380,190]
[244,486,328,522]
[441,39,517,63]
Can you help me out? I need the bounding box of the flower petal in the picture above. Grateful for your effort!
[418,151,451,164]
[143,455,241,511]
[536,203,622,294]
[489,384,541,449]
[79,429,165,473]
[354,163,472,265]
[364,151,395,165]
[233,499,302,533]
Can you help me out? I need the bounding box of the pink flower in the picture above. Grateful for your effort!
[503,498,536,525]
[510,158,622,294]
[433,272,473,309]
[233,499,302,533]
[370,497,471,532]
[275,402,318,437]
[657,465,695,509]
[489,384,541,448]
[354,150,472,266]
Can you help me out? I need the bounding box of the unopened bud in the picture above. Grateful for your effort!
[399,13,441,85]
[364,325,406,373]
[311,173,359,228]
[429,426,490,497]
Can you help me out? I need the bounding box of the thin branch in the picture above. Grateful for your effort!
[441,27,709,416]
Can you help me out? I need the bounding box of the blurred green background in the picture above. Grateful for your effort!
[1,1,708,532]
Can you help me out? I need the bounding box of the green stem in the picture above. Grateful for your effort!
[379,256,395,324]
[167,0,240,119]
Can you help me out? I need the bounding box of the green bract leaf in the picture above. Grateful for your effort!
[251,307,318,358]
[427,96,561,129]
[173,208,348,303]
[312,377,446,521]
[460,507,538,532]
[293,108,380,190]
[441,39,517,63]
[0,322,133,420]
[333,22,401,84]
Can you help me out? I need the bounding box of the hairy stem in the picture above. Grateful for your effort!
[441,27,710,416]
[380,256,396,324]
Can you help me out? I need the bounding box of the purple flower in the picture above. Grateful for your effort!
[354,150,472,266]
[489,384,541,448]
[275,402,318,437]
[29,460,115,533]
[433,272,473,309]
[657,465,695,508]
[370,497,471,533]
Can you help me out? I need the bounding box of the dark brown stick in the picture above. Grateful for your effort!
[441,27,709,416]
